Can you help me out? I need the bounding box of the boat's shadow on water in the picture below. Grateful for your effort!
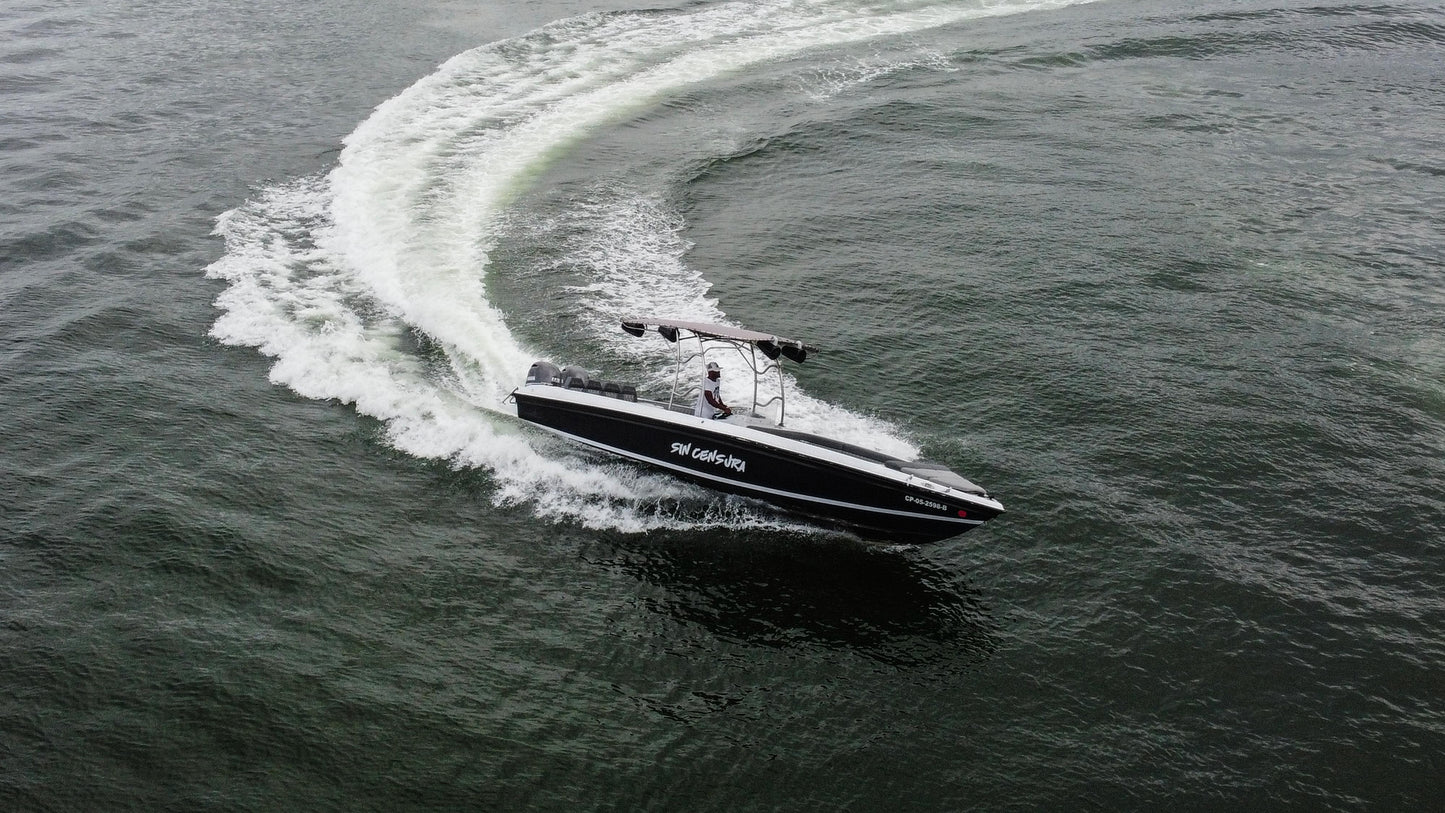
[582,530,998,669]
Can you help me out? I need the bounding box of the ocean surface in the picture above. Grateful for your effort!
[3,0,1443,808]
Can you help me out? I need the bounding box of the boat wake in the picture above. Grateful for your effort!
[204,0,1089,534]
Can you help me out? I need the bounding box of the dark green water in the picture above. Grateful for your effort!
[3,0,1443,808]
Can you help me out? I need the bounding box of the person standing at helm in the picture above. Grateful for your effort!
[695,361,732,419]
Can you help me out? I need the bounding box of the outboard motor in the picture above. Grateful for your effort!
[560,365,591,390]
[526,361,562,386]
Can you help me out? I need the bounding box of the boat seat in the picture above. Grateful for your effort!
[597,381,638,402]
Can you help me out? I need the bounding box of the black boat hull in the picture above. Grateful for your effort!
[513,389,1002,543]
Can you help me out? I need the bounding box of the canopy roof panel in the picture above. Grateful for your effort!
[621,317,819,358]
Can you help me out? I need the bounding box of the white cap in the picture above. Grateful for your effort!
[706,362,720,371]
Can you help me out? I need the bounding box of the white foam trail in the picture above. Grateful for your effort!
[537,183,921,457]
[531,184,718,361]
[793,47,959,101]
[206,0,1096,532]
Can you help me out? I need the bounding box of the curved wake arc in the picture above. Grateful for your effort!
[206,0,1093,533]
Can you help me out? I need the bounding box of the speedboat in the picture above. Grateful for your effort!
[507,318,1004,543]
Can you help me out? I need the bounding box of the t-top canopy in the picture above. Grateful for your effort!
[621,317,818,363]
